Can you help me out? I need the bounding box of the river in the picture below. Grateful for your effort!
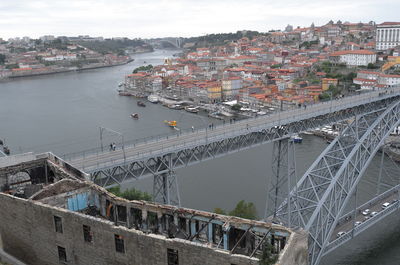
[0,49,399,265]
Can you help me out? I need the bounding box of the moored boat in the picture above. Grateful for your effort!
[290,134,303,143]
[147,95,159,103]
[185,106,199,113]
[137,101,146,107]
[118,91,133,96]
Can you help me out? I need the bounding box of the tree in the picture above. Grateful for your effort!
[228,200,258,220]
[108,186,152,201]
[259,240,278,265]
[214,200,258,220]
[270,64,282,69]
[214,208,226,215]
[132,64,153,73]
[231,104,242,112]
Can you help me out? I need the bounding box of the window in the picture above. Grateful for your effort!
[167,248,179,265]
[57,246,67,263]
[83,225,93,243]
[114,234,125,253]
[54,216,63,233]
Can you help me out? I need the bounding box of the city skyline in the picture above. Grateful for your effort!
[1,0,400,39]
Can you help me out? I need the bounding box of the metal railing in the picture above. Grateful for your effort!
[64,86,400,171]
[324,184,400,255]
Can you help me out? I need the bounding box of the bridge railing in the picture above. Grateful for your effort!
[324,198,400,255]
[63,86,400,165]
[336,184,400,226]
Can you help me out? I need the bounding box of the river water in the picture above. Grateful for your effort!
[0,49,399,264]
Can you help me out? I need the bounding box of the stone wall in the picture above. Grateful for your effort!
[0,193,260,265]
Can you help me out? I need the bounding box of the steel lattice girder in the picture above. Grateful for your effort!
[90,98,399,187]
[265,138,296,220]
[276,100,400,265]
[153,171,181,206]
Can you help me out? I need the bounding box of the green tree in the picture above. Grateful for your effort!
[132,64,153,73]
[108,186,152,201]
[259,241,278,265]
[228,200,258,220]
[270,64,282,69]
[231,104,242,111]
[214,208,226,215]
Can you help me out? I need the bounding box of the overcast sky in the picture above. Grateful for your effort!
[1,0,399,39]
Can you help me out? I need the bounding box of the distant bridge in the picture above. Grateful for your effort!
[145,37,183,49]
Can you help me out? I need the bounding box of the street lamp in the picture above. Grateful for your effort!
[327,91,333,112]
[99,127,126,162]
[179,111,208,144]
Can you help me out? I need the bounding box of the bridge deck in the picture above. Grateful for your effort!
[67,87,400,173]
[324,184,400,255]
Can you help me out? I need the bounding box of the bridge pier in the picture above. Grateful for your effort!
[153,155,181,206]
[265,137,296,224]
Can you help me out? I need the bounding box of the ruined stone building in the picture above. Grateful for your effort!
[0,153,308,265]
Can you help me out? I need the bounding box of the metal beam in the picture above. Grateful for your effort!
[277,99,400,265]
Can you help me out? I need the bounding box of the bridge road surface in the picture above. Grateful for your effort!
[331,190,400,242]
[68,87,400,173]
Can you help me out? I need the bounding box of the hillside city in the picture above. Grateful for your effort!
[2,21,400,116]
[2,17,400,265]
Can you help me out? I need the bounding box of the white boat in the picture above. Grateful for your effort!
[147,94,159,103]
[185,106,199,113]
[290,134,303,143]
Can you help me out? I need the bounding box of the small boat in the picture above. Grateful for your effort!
[118,82,124,87]
[118,91,133,96]
[290,134,303,143]
[168,104,184,110]
[147,95,159,103]
[185,106,199,113]
[137,101,146,107]
[131,113,139,119]
[164,120,177,128]
[3,146,10,155]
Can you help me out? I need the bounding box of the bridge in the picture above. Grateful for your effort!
[63,86,400,265]
[145,37,183,49]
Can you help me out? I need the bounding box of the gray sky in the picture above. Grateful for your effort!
[1,0,399,39]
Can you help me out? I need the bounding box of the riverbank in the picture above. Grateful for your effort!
[0,59,134,81]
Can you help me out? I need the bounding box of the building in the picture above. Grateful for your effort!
[0,153,308,265]
[329,50,377,66]
[222,77,243,100]
[377,73,400,86]
[125,73,162,94]
[375,22,400,51]
[321,78,338,90]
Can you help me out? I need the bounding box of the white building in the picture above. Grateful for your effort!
[376,22,400,51]
[329,50,377,66]
[378,74,400,86]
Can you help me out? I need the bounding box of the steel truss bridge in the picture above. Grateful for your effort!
[65,86,400,265]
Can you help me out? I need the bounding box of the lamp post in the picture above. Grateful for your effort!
[179,111,208,144]
[327,91,333,112]
[99,127,126,163]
